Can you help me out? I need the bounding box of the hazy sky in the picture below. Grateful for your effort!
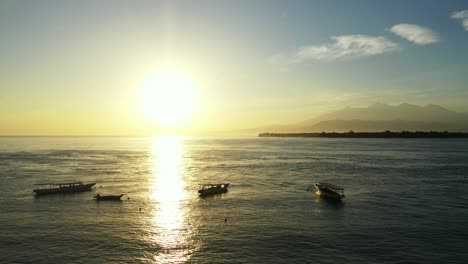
[1,0,467,135]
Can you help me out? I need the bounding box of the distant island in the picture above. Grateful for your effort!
[241,104,468,136]
[258,131,468,138]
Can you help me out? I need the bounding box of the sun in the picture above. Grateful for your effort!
[140,71,197,128]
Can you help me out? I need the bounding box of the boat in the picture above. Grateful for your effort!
[314,182,345,201]
[198,183,230,197]
[33,182,96,196]
[94,194,124,201]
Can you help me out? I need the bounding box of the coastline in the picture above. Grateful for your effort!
[258,131,468,138]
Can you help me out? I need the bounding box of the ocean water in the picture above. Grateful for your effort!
[0,136,467,264]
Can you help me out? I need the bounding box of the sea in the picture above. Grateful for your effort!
[0,136,467,264]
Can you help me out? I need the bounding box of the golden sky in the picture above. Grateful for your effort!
[1,1,467,135]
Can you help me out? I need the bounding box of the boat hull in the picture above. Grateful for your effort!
[198,187,228,197]
[33,183,96,196]
[198,183,230,197]
[95,194,124,201]
[316,190,344,201]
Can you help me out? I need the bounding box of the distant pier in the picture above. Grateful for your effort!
[258,131,468,138]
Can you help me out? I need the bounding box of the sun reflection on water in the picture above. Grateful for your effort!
[148,135,191,263]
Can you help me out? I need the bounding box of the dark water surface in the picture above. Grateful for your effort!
[1,137,467,263]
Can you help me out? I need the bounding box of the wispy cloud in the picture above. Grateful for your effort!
[389,24,440,45]
[271,35,400,64]
[451,10,468,31]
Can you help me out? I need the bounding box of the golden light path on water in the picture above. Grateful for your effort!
[148,135,192,263]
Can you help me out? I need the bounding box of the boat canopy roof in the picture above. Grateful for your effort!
[34,181,84,186]
[199,183,229,187]
[316,182,344,190]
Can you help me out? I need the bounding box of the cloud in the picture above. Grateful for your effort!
[451,10,468,31]
[389,24,440,45]
[271,35,401,64]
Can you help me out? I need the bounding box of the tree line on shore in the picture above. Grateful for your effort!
[258,131,468,138]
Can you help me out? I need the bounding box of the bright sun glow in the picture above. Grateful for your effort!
[141,71,197,128]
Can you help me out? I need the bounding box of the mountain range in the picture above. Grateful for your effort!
[253,103,468,133]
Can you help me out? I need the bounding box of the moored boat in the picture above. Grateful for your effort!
[33,182,96,196]
[198,183,230,197]
[94,194,124,201]
[314,182,345,201]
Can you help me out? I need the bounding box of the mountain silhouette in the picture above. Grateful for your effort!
[299,103,468,125]
[252,103,468,133]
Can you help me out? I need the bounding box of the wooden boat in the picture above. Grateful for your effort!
[198,183,230,197]
[33,182,96,196]
[94,194,124,201]
[314,182,345,201]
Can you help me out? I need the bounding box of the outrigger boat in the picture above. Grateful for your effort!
[314,182,345,201]
[94,194,124,201]
[198,183,230,197]
[33,182,96,196]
